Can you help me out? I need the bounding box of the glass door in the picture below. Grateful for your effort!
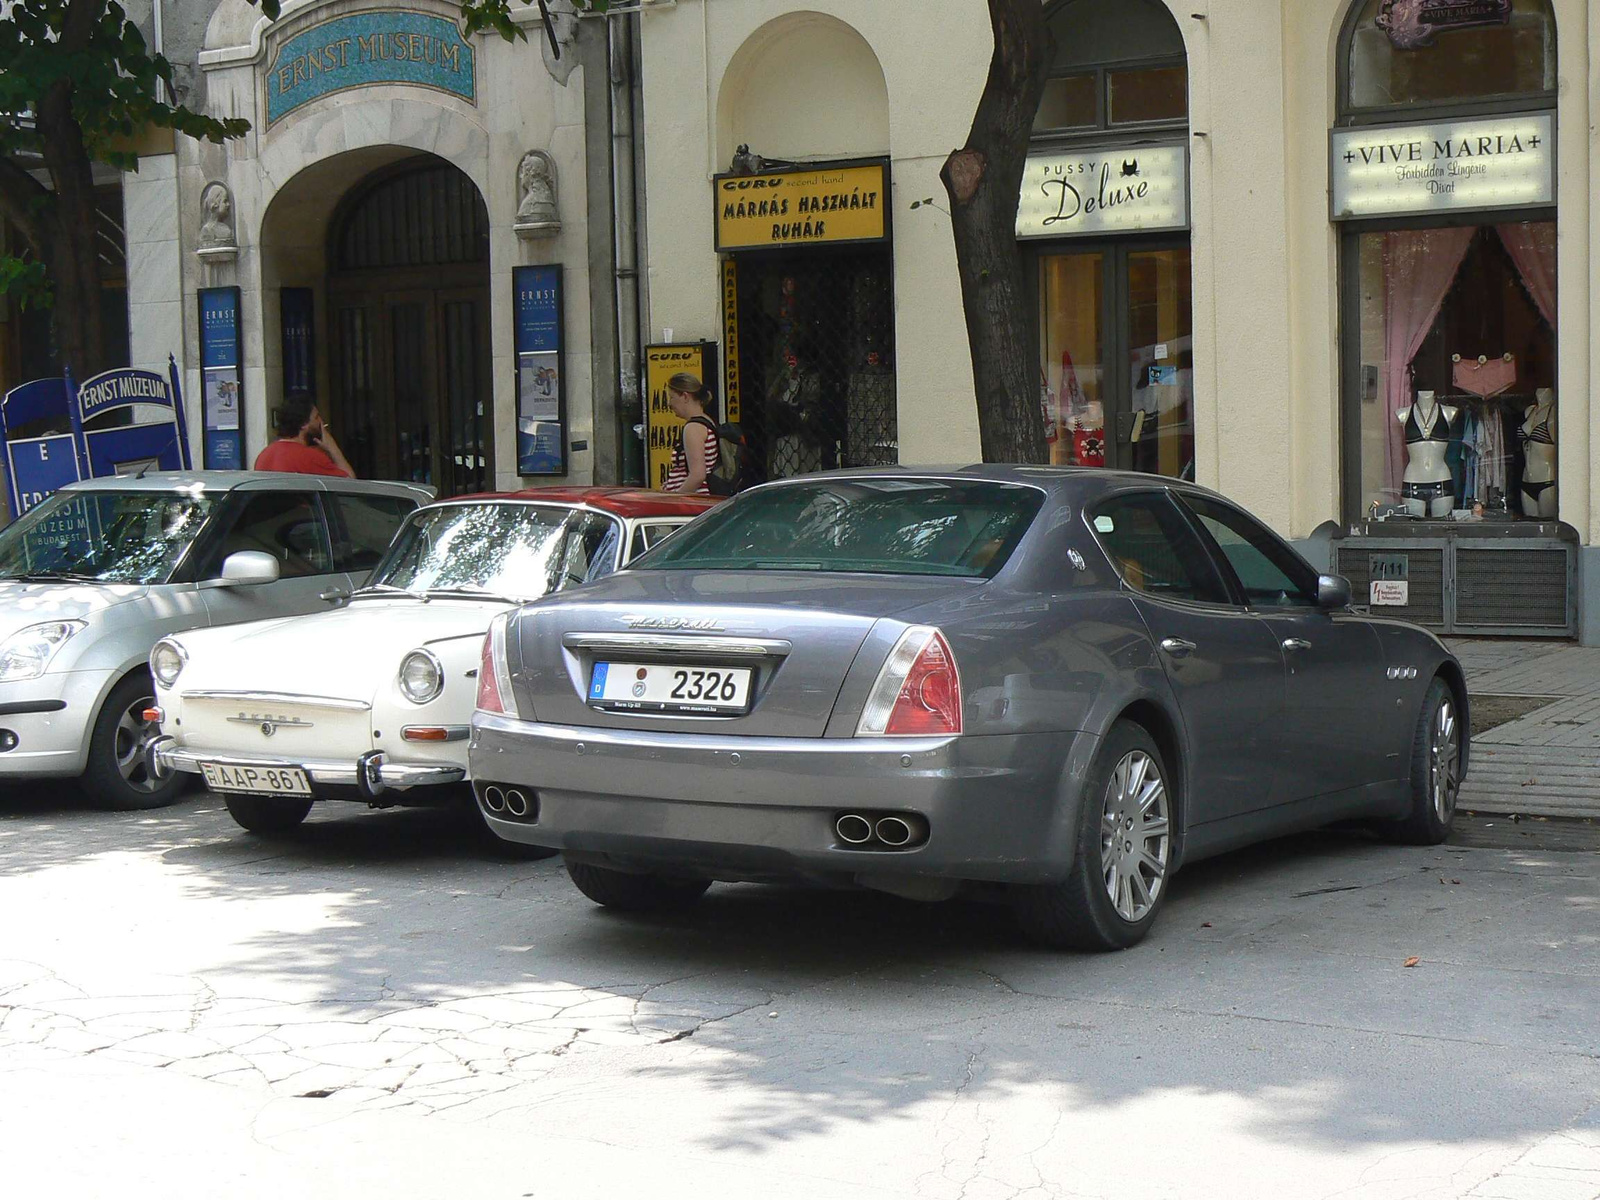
[1037,243,1193,478]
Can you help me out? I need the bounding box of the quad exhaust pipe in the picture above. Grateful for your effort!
[504,789,532,819]
[834,811,928,849]
[481,785,535,821]
[483,786,506,814]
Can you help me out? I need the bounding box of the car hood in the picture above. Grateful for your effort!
[176,596,507,697]
[0,579,148,639]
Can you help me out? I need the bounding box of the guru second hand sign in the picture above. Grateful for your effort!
[714,161,889,252]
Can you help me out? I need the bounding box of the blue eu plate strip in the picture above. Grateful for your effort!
[589,662,609,700]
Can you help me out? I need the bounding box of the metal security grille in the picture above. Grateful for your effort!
[730,248,897,482]
[1456,546,1569,629]
[333,161,489,271]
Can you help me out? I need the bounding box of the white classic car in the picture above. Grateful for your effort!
[148,488,718,835]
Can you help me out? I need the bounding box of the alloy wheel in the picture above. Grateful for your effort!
[1099,750,1170,923]
[114,694,161,792]
[1430,697,1460,825]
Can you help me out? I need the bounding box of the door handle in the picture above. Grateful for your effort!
[1159,637,1197,658]
[1282,638,1313,652]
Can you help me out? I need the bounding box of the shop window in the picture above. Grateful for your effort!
[1343,0,1556,114]
[1350,221,1556,520]
[1035,0,1187,135]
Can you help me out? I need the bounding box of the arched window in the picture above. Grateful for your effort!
[1035,0,1186,134]
[1341,0,1556,117]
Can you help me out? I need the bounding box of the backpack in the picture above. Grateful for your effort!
[684,415,756,497]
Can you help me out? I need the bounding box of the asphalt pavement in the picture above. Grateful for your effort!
[1,787,1597,1199]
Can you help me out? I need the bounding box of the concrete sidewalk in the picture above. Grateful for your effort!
[1452,638,1600,820]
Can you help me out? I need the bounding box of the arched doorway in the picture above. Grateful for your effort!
[326,157,493,495]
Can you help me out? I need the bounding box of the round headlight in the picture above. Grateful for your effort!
[398,649,444,704]
[150,639,186,688]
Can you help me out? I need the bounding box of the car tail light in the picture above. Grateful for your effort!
[856,626,962,738]
[476,612,519,718]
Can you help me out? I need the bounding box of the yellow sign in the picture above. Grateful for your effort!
[714,161,890,252]
[644,342,715,490]
[721,259,741,424]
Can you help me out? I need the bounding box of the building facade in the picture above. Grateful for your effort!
[636,0,1595,640]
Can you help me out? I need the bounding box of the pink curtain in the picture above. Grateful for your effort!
[1383,228,1475,495]
[1497,223,1557,328]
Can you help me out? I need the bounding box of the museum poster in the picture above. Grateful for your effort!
[198,287,244,470]
[514,265,566,476]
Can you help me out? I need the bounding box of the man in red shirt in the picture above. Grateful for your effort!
[254,394,355,477]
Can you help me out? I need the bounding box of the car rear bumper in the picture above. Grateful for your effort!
[470,715,1099,886]
[151,738,465,795]
[0,670,111,779]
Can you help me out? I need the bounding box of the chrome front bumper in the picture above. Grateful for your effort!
[149,737,464,796]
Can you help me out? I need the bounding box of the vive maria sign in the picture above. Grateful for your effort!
[263,9,476,126]
[1331,112,1553,219]
[1016,144,1188,239]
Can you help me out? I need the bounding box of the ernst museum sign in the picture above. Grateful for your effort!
[263,9,477,126]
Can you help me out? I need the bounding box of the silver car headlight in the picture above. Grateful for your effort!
[398,649,444,705]
[150,639,187,689]
[0,620,87,683]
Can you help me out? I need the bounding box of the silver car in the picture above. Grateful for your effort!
[470,467,1468,951]
[0,472,429,809]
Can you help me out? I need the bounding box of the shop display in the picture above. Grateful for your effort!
[1518,386,1557,518]
[1398,390,1458,516]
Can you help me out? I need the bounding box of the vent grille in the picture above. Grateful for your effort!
[1338,546,1446,627]
[1456,547,1568,628]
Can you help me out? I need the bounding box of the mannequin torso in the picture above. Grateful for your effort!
[1396,392,1457,485]
[1520,387,1557,518]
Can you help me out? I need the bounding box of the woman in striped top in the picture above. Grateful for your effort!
[661,373,720,495]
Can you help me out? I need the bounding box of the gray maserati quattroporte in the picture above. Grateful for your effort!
[469,467,1466,950]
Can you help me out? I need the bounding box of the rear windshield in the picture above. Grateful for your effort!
[637,479,1043,578]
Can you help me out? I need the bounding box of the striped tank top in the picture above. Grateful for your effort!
[664,416,719,494]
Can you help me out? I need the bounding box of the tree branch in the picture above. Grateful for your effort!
[0,155,51,249]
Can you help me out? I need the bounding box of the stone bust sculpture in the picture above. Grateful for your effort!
[198,182,236,251]
[516,152,559,232]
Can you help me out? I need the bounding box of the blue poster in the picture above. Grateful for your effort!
[199,287,244,470]
[514,265,566,475]
[1,379,79,516]
[280,288,315,395]
[75,368,191,478]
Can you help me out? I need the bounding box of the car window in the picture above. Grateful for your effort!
[560,513,624,588]
[370,502,572,599]
[1179,495,1318,608]
[330,493,416,574]
[1091,493,1230,605]
[628,521,686,563]
[0,489,216,585]
[205,492,333,579]
[641,481,1042,579]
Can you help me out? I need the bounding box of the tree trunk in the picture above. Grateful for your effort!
[36,75,112,381]
[941,0,1051,465]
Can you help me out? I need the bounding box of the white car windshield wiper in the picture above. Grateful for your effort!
[5,570,107,583]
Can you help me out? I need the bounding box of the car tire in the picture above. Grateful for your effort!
[565,859,711,912]
[80,673,186,811]
[223,794,314,835]
[1381,676,1463,846]
[1011,721,1174,952]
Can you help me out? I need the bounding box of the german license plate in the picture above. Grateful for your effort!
[588,661,753,714]
[200,762,312,796]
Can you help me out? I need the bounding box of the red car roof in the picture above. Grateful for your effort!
[440,486,722,520]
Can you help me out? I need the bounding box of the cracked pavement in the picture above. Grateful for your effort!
[1,788,1598,1199]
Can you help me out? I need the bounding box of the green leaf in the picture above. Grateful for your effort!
[0,257,53,311]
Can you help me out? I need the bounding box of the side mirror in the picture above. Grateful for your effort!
[1317,573,1353,609]
[208,550,281,589]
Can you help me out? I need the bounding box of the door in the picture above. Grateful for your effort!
[1091,490,1286,822]
[196,489,354,627]
[1176,492,1390,803]
[1037,242,1194,479]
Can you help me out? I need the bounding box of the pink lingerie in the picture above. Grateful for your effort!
[1452,355,1517,399]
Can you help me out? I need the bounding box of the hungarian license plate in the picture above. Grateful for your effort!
[588,661,753,714]
[200,762,312,796]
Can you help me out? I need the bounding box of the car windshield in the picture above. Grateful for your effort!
[0,489,216,585]
[638,479,1044,578]
[368,502,582,599]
